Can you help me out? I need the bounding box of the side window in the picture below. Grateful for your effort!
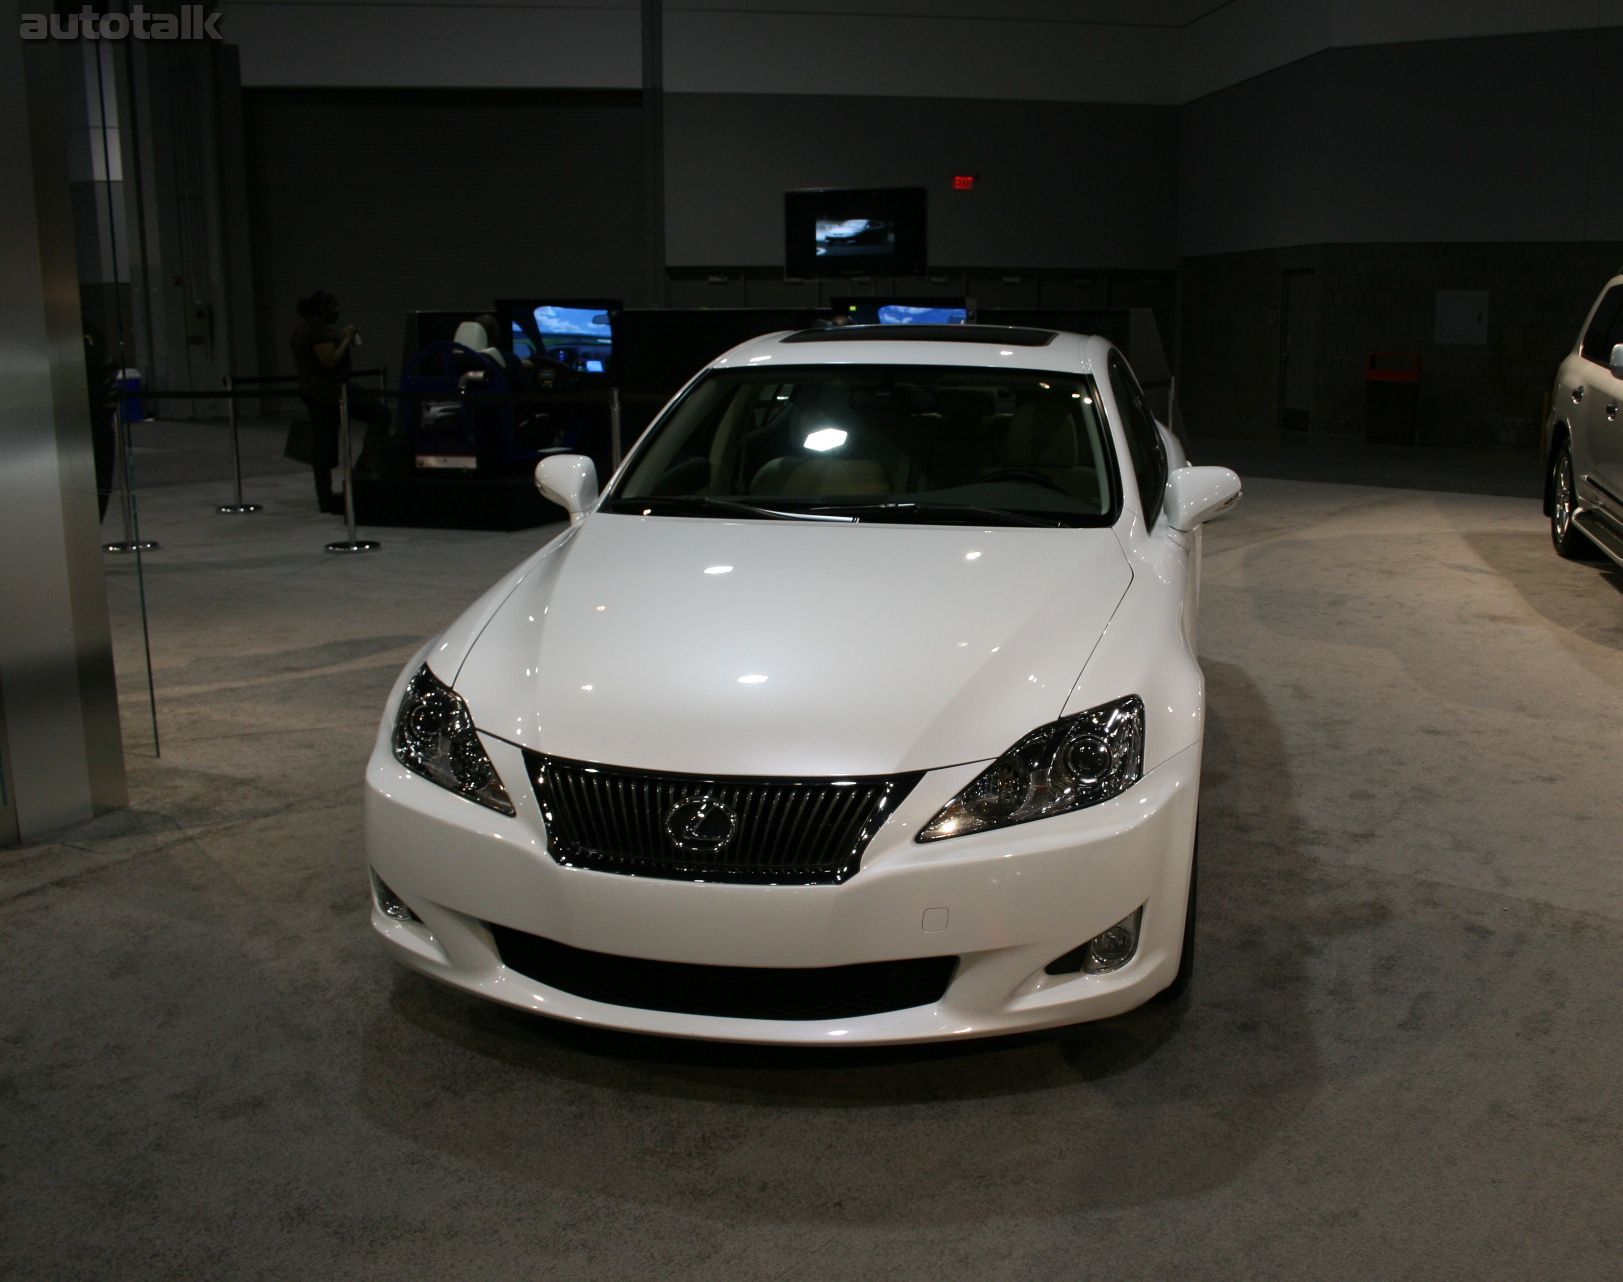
[1108,352,1168,528]
[1580,286,1623,363]
[1605,298,1623,366]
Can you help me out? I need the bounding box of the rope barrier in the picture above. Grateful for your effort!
[109,367,631,558]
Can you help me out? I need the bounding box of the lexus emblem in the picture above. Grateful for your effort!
[664,796,738,854]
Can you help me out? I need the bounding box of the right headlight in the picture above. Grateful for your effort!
[916,694,1144,841]
[391,664,514,815]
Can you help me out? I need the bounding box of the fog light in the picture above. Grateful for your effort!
[1044,907,1143,976]
[372,872,419,923]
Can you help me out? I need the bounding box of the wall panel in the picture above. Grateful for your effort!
[242,88,649,381]
[664,93,1178,269]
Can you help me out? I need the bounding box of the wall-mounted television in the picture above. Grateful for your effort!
[831,296,973,326]
[784,187,927,278]
[497,298,621,377]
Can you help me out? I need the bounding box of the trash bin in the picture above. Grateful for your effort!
[114,367,146,423]
[1364,352,1419,445]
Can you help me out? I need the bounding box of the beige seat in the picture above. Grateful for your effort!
[1001,397,1104,504]
[749,455,889,498]
[747,386,894,498]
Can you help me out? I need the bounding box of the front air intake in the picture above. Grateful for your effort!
[488,925,957,1021]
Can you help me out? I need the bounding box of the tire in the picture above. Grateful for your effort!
[1550,441,1595,560]
[1154,836,1197,1002]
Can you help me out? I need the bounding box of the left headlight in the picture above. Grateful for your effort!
[391,664,515,815]
[917,694,1144,842]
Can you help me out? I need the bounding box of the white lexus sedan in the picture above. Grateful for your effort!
[364,325,1241,1044]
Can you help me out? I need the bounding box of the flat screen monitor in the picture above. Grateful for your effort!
[785,188,927,278]
[497,299,620,377]
[832,297,973,326]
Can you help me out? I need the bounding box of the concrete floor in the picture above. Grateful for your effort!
[4,423,1621,1280]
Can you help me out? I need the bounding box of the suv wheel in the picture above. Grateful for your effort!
[1550,441,1594,559]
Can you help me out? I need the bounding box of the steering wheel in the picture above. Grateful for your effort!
[974,466,1069,494]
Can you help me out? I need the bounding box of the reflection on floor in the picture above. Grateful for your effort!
[4,429,1621,1278]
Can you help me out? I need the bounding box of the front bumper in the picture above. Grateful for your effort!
[364,731,1201,1045]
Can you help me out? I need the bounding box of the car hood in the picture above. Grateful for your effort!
[454,513,1132,777]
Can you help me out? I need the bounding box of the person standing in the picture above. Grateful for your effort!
[290,290,391,513]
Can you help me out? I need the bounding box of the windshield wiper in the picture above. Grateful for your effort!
[805,501,1067,528]
[606,494,843,522]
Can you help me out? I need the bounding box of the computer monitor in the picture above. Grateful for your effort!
[497,299,621,378]
[832,297,973,326]
[784,188,927,278]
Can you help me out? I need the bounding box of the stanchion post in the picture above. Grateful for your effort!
[103,397,159,554]
[610,386,623,471]
[325,381,379,554]
[217,374,262,514]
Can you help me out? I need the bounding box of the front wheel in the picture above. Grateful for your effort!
[1550,441,1594,559]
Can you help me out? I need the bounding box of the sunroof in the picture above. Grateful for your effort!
[781,324,1057,347]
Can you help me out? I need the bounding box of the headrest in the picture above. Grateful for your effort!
[453,321,489,350]
[1007,399,1080,468]
[934,387,997,421]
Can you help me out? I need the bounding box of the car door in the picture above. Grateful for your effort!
[1587,290,1623,515]
[1567,284,1623,519]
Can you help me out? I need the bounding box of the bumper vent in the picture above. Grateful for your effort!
[488,924,957,1021]
[525,753,919,885]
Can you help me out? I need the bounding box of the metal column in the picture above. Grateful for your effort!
[0,10,128,844]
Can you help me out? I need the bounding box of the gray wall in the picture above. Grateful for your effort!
[242,88,649,381]
[1179,28,1623,256]
[665,93,1179,269]
[234,26,1623,452]
[1174,29,1623,446]
[219,0,1623,105]
[221,0,642,90]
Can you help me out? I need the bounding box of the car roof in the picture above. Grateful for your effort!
[709,325,1110,376]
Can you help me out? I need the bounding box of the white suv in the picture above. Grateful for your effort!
[1545,276,1623,566]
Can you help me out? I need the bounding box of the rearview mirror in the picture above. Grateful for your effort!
[1163,466,1242,532]
[1609,343,1623,380]
[534,454,597,525]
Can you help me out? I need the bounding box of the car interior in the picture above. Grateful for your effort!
[622,370,1115,516]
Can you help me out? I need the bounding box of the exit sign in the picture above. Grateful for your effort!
[951,174,977,191]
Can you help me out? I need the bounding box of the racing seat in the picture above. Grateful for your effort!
[400,322,536,472]
[452,321,503,369]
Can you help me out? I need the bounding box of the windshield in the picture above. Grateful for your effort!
[606,364,1117,526]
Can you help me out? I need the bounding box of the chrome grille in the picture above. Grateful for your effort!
[525,753,920,884]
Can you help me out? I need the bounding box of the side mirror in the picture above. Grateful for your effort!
[534,454,597,526]
[1163,465,1242,532]
[1609,343,1623,380]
